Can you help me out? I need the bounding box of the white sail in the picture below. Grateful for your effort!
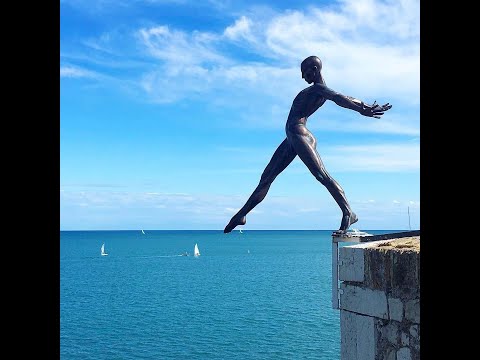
[194,243,200,257]
[101,243,108,256]
[141,229,145,234]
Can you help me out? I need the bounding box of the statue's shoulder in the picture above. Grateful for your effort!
[298,84,316,94]
[312,83,327,90]
[294,87,308,98]
[298,84,324,97]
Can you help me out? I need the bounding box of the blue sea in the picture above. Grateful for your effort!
[60,230,394,360]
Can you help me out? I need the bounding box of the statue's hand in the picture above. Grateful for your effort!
[361,101,392,118]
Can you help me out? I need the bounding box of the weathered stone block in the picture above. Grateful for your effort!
[410,324,420,355]
[405,299,420,324]
[340,284,388,319]
[409,324,418,338]
[385,347,396,360]
[339,246,365,282]
[341,311,356,360]
[397,347,411,360]
[364,245,391,291]
[388,297,404,322]
[356,313,375,360]
[378,320,400,345]
[390,251,420,299]
[341,311,375,360]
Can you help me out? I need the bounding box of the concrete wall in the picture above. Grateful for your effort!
[338,237,420,360]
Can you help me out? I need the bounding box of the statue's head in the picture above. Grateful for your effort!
[301,56,322,84]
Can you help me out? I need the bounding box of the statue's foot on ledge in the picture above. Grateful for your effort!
[224,215,246,233]
[339,212,358,232]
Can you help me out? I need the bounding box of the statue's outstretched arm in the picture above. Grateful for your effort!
[314,83,392,118]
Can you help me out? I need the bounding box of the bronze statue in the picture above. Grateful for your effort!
[224,55,392,234]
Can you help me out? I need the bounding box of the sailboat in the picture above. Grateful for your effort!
[194,243,200,257]
[239,229,243,234]
[101,243,108,256]
[141,229,145,235]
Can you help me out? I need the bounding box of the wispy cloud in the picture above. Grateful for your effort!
[324,143,420,172]
[223,15,255,42]
[60,189,419,230]
[60,66,99,78]
[216,142,419,173]
[60,191,197,208]
[138,25,228,66]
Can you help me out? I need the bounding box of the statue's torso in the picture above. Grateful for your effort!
[287,85,325,126]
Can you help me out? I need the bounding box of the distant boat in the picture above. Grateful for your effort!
[345,229,373,238]
[194,243,200,257]
[101,243,108,256]
[141,229,145,235]
[239,229,243,234]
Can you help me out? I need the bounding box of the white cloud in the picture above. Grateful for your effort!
[306,108,419,136]
[60,66,98,78]
[338,0,419,39]
[223,16,253,41]
[220,142,419,173]
[324,143,420,172]
[138,25,227,66]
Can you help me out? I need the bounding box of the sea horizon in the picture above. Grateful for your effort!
[61,228,406,232]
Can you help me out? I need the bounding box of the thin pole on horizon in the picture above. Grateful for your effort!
[408,206,411,230]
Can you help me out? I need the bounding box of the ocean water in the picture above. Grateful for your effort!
[60,230,392,360]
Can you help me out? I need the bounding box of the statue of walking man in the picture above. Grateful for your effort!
[224,55,392,234]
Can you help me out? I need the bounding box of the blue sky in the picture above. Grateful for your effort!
[60,0,420,231]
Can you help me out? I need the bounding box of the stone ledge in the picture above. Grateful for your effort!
[340,237,420,300]
[339,235,420,360]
